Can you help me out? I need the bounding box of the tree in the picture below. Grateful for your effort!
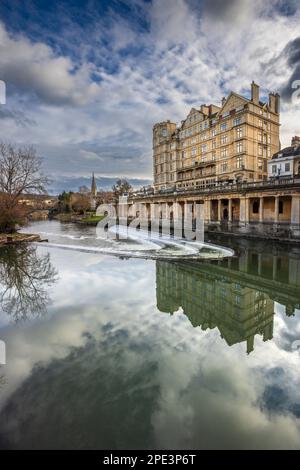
[58,191,73,213]
[71,193,91,214]
[112,179,132,199]
[0,143,49,232]
[0,244,58,322]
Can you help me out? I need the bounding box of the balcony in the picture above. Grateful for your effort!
[177,160,217,173]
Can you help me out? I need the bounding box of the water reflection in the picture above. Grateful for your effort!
[0,245,58,322]
[1,230,300,449]
[156,237,300,354]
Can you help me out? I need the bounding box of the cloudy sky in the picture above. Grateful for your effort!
[0,0,300,192]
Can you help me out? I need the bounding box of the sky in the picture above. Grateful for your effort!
[0,0,300,193]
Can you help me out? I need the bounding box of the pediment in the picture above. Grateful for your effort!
[219,93,248,115]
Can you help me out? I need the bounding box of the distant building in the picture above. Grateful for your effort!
[153,81,280,192]
[79,185,89,194]
[268,136,300,179]
[91,173,97,197]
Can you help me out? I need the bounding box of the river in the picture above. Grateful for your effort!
[0,220,300,449]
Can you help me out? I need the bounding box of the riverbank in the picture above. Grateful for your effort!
[53,213,105,225]
[0,232,42,247]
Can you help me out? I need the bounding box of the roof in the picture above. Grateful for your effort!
[272,145,300,160]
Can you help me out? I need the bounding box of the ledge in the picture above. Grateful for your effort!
[0,233,43,247]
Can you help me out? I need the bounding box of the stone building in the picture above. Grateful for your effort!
[153,82,280,192]
[268,136,300,179]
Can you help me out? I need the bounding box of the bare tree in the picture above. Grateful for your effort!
[112,178,133,200]
[0,142,49,232]
[0,245,58,322]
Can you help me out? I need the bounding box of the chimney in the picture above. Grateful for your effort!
[269,93,276,112]
[275,93,280,114]
[251,81,260,104]
[291,136,300,147]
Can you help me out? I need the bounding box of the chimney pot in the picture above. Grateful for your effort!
[251,81,260,104]
[291,136,300,147]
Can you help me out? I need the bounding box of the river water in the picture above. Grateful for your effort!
[0,220,300,449]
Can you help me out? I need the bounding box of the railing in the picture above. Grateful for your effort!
[132,177,300,199]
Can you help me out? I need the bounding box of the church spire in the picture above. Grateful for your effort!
[91,172,97,197]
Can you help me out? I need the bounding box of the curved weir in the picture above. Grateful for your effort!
[31,223,234,260]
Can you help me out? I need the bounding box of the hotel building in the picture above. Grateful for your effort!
[153,82,280,192]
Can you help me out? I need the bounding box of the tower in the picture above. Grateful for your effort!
[91,173,97,197]
[90,173,97,210]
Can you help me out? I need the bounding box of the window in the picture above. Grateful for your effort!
[201,144,207,153]
[258,158,263,170]
[236,156,243,169]
[221,134,228,145]
[191,147,197,156]
[212,128,217,136]
[182,151,185,159]
[220,122,227,131]
[221,147,228,158]
[221,162,228,172]
[272,164,277,174]
[258,119,262,127]
[212,151,216,161]
[236,142,243,153]
[258,145,263,156]
[233,117,241,126]
[258,131,262,142]
[212,139,217,149]
[285,163,291,172]
[162,128,168,136]
[236,127,243,139]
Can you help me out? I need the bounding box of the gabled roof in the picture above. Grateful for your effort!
[272,145,300,160]
[217,92,249,116]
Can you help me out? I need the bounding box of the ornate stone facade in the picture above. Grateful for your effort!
[153,82,280,192]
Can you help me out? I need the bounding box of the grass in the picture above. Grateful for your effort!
[81,215,105,223]
[54,213,73,222]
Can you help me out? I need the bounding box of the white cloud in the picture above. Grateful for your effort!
[0,0,300,182]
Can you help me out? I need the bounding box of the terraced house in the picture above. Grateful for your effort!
[153,82,280,192]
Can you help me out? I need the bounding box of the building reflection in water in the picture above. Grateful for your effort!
[156,239,300,354]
